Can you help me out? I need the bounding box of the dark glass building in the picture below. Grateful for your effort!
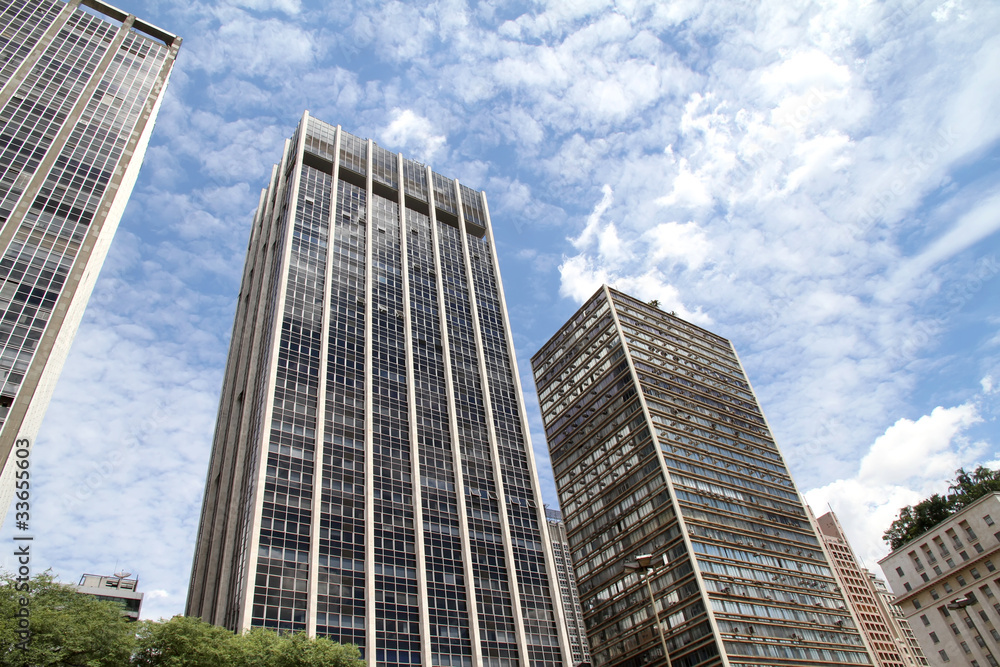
[532,286,873,667]
[0,0,181,520]
[187,113,570,667]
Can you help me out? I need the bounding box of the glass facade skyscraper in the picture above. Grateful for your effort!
[532,286,873,667]
[187,113,570,667]
[0,0,180,517]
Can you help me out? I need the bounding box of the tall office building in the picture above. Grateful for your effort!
[532,286,873,667]
[187,113,570,667]
[546,508,592,666]
[0,0,181,515]
[814,510,928,667]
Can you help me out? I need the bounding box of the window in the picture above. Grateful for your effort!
[921,614,930,626]
[896,566,905,577]
[914,598,922,609]
[935,565,943,575]
[981,584,994,598]
[975,543,985,554]
[945,582,954,593]
[961,641,971,654]
[939,649,950,662]
[922,573,930,582]
[931,589,941,600]
[951,623,961,635]
[973,568,982,580]
[905,582,913,592]
[948,558,957,568]
[958,575,968,586]
[987,560,996,572]
[987,515,996,526]
[991,629,1000,641]
[930,631,940,644]
[962,551,971,561]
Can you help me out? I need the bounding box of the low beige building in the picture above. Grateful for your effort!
[880,493,1000,666]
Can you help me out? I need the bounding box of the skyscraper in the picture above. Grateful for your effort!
[0,0,181,515]
[546,508,592,666]
[532,286,873,667]
[813,510,928,667]
[187,113,570,667]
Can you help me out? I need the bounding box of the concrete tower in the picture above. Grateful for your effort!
[187,113,570,667]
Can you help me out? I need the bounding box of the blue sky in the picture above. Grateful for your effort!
[2,0,999,621]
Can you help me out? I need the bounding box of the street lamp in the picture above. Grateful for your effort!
[946,594,996,663]
[624,554,673,667]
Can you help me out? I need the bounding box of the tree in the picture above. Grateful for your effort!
[0,571,135,666]
[133,616,365,667]
[133,615,241,667]
[884,466,1000,550]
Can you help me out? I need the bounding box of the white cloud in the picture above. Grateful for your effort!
[805,403,987,568]
[381,108,446,161]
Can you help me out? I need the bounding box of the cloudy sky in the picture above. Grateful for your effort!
[2,0,999,621]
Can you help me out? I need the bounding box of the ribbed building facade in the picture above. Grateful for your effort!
[531,286,873,667]
[0,0,180,517]
[187,113,569,667]
[546,508,592,665]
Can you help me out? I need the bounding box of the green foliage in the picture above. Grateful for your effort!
[884,466,1000,550]
[132,616,365,667]
[0,573,364,667]
[0,571,135,666]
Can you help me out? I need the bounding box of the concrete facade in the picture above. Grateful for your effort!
[77,572,143,621]
[531,286,873,667]
[880,493,1000,667]
[814,510,928,667]
[0,0,180,520]
[187,114,570,667]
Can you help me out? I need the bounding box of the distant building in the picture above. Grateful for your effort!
[546,508,591,666]
[532,285,873,667]
[879,492,1000,667]
[76,573,143,621]
[814,510,928,667]
[0,0,181,521]
[869,572,928,666]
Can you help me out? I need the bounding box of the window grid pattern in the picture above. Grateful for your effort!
[251,163,331,633]
[226,172,289,630]
[467,231,561,665]
[369,191,420,667]
[437,221,518,666]
[304,117,336,162]
[406,207,473,666]
[431,172,456,216]
[613,295,868,666]
[371,144,397,190]
[402,159,427,203]
[0,18,168,418]
[534,292,709,667]
[0,10,113,228]
[316,177,367,645]
[338,130,366,176]
[0,0,63,89]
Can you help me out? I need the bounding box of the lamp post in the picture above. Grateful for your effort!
[625,554,673,667]
[946,595,997,664]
